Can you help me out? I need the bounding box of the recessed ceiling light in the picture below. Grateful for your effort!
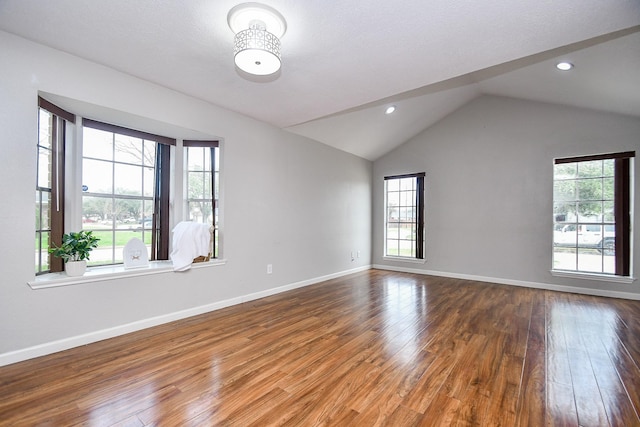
[556,61,574,71]
[385,105,396,115]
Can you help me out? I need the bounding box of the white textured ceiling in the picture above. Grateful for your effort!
[1,0,639,160]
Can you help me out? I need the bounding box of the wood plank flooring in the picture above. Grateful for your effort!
[1,269,639,426]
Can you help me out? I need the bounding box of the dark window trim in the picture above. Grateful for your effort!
[183,140,219,148]
[38,96,75,123]
[554,151,634,164]
[416,176,425,259]
[384,172,426,180]
[153,143,171,260]
[37,100,73,273]
[83,118,176,146]
[615,157,631,276]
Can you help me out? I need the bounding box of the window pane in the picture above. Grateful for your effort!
[189,201,213,223]
[400,177,414,191]
[386,240,399,256]
[386,224,399,239]
[35,190,50,230]
[188,147,205,170]
[37,147,51,188]
[399,239,415,257]
[387,179,399,192]
[553,180,575,201]
[553,247,577,271]
[577,160,602,178]
[602,159,614,177]
[577,248,602,273]
[399,190,413,207]
[88,232,113,266]
[203,171,212,196]
[35,231,50,273]
[577,178,602,201]
[83,127,113,160]
[554,163,576,179]
[603,201,615,222]
[142,201,154,223]
[143,166,155,198]
[38,110,52,149]
[576,201,601,218]
[553,202,576,222]
[113,134,144,165]
[82,196,113,225]
[387,208,397,222]
[387,192,399,208]
[83,159,113,194]
[113,198,143,224]
[114,163,143,196]
[187,171,204,199]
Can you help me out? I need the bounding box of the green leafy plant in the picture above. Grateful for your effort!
[49,231,100,263]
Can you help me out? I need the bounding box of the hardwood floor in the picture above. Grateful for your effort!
[1,269,639,426]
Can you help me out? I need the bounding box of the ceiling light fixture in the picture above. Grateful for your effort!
[385,105,396,115]
[556,61,574,71]
[227,3,287,76]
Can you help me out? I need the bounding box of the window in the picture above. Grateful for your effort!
[384,173,425,259]
[553,151,634,276]
[35,97,222,275]
[36,97,75,274]
[184,141,219,258]
[81,119,174,265]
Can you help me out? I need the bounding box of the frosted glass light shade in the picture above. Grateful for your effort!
[234,27,281,75]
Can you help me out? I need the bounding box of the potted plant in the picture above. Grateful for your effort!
[49,231,100,276]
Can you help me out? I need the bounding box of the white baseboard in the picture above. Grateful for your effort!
[0,265,371,367]
[372,264,640,300]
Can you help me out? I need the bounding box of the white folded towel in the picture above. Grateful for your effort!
[170,222,211,271]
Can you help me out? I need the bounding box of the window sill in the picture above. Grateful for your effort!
[28,259,227,290]
[550,269,636,284]
[383,256,426,264]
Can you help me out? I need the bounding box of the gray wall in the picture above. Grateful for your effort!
[0,31,372,361]
[373,95,639,297]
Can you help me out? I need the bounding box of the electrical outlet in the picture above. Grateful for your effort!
[267,264,272,274]
[357,251,360,258]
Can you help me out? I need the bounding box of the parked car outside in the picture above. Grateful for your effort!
[131,220,153,231]
[553,223,615,255]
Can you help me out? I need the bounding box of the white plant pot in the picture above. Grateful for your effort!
[65,260,87,277]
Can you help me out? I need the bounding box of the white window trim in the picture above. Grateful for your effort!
[28,258,227,290]
[550,269,636,284]
[383,256,426,264]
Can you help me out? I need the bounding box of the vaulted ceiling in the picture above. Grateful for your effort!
[1,1,639,160]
